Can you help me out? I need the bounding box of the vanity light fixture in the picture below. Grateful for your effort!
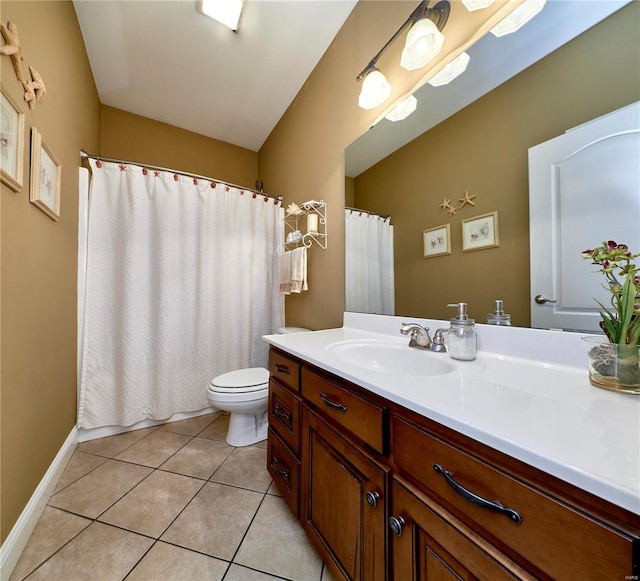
[385,95,418,122]
[358,68,393,110]
[198,0,244,32]
[356,0,450,110]
[427,52,470,86]
[490,0,546,37]
[461,0,496,11]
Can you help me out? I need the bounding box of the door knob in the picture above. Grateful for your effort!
[534,294,557,305]
[389,516,406,536]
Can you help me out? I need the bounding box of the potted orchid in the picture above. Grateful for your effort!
[581,241,640,393]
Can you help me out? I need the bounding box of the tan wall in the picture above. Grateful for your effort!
[100,106,258,189]
[353,4,639,326]
[259,2,425,330]
[1,1,101,542]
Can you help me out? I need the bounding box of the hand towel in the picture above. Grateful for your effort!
[279,251,292,295]
[290,247,308,293]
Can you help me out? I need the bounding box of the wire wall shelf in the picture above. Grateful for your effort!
[277,200,327,255]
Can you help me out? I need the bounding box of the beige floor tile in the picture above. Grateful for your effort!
[160,437,234,480]
[53,451,108,493]
[25,522,153,581]
[76,427,157,458]
[198,413,230,441]
[252,439,268,449]
[9,507,91,581]
[161,482,262,560]
[266,480,283,497]
[224,563,288,580]
[157,412,221,436]
[235,495,323,581]
[210,446,272,492]
[114,430,191,467]
[99,470,204,537]
[127,541,228,580]
[48,459,152,518]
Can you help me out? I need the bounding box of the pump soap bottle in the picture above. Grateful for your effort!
[447,302,477,361]
[487,299,511,326]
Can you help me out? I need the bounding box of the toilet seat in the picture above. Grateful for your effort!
[207,385,268,403]
[208,367,269,402]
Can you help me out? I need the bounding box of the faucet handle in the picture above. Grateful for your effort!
[430,328,448,352]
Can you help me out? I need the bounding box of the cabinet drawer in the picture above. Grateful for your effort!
[268,379,301,454]
[301,368,387,455]
[269,349,301,393]
[267,427,300,517]
[392,414,636,580]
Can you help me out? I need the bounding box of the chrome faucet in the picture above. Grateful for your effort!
[400,323,432,350]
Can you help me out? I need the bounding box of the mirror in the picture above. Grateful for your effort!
[344,0,638,328]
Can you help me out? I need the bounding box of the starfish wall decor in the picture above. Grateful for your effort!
[439,190,477,215]
[1,21,47,109]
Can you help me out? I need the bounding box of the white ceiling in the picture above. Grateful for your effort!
[73,0,357,152]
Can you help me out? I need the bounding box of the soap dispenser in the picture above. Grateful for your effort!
[447,303,477,361]
[487,299,511,326]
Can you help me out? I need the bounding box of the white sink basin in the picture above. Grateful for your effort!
[326,339,455,377]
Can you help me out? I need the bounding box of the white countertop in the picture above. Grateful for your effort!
[264,313,640,515]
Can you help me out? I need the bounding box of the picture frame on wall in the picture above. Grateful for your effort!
[462,211,499,252]
[1,85,25,192]
[30,128,61,221]
[423,223,451,258]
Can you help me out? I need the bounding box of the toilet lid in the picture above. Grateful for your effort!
[210,367,269,390]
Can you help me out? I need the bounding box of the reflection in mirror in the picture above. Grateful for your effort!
[344,0,639,329]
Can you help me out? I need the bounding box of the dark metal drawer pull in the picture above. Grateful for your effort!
[389,516,405,536]
[271,457,290,481]
[319,392,347,413]
[275,364,290,374]
[273,404,292,422]
[433,463,522,524]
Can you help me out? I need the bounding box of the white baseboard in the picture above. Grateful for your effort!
[0,426,78,581]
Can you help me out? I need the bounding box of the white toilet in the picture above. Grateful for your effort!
[206,327,310,446]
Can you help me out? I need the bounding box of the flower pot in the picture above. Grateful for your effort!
[582,337,640,394]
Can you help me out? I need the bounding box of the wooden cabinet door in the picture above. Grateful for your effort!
[390,477,532,581]
[301,406,387,581]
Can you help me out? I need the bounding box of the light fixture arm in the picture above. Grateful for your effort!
[356,0,450,82]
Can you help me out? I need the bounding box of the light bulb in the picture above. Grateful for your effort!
[428,52,470,87]
[490,0,546,37]
[358,68,392,110]
[461,0,496,11]
[401,18,445,71]
[385,95,417,122]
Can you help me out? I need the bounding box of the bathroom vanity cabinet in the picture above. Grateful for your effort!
[267,346,640,580]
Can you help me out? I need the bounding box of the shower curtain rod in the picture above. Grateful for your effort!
[346,206,390,220]
[80,150,282,201]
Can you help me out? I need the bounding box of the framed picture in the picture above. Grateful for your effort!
[30,128,61,221]
[462,211,499,252]
[1,86,25,192]
[423,223,451,258]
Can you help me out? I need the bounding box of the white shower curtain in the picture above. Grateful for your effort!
[78,159,283,429]
[345,210,395,315]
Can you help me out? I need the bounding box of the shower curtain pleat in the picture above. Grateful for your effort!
[345,210,395,315]
[78,159,283,429]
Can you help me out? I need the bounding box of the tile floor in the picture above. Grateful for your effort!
[10,413,335,581]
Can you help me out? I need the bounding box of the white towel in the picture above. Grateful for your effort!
[290,247,308,293]
[279,251,292,295]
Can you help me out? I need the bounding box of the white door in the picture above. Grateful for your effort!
[529,102,640,332]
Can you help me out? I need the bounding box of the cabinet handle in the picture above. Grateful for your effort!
[389,516,406,536]
[275,363,290,374]
[433,463,522,524]
[365,491,380,508]
[273,404,291,422]
[319,392,347,413]
[271,457,290,481]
